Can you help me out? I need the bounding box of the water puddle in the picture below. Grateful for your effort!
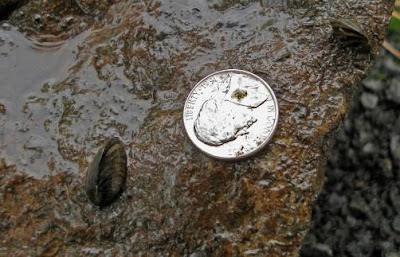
[0,1,290,178]
[0,26,153,177]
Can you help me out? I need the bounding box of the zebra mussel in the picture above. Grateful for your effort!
[331,18,372,49]
[85,137,127,208]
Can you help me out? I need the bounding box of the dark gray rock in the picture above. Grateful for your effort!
[301,241,333,257]
[301,36,400,257]
[363,79,384,92]
[392,215,400,233]
[362,142,376,154]
[349,196,370,215]
[346,215,358,228]
[387,79,400,104]
[328,193,347,214]
[386,253,400,257]
[384,57,400,73]
[380,241,396,255]
[361,92,379,109]
[390,135,400,162]
[394,116,400,131]
[390,185,400,214]
[346,241,363,257]
[380,158,393,179]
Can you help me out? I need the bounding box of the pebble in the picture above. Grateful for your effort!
[380,241,395,254]
[394,116,400,131]
[376,110,396,128]
[310,244,333,257]
[363,79,384,92]
[387,78,400,104]
[390,185,400,214]
[360,92,378,109]
[301,242,333,257]
[346,215,358,228]
[346,241,362,257]
[349,196,369,215]
[359,130,373,145]
[387,253,400,257]
[380,158,393,179]
[390,135,400,162]
[362,142,375,154]
[391,215,400,232]
[328,193,346,213]
[384,57,400,73]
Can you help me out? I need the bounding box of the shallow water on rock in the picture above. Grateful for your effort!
[0,27,153,177]
[0,0,294,178]
[0,28,83,177]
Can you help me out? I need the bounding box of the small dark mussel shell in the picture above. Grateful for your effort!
[331,18,372,49]
[85,137,127,208]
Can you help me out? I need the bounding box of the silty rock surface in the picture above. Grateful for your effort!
[0,0,394,256]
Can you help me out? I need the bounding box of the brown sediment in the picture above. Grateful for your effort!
[0,0,394,256]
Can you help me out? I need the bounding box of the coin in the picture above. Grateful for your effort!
[183,69,279,161]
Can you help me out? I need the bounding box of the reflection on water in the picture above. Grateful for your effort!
[0,27,153,177]
[0,28,82,177]
[0,0,287,178]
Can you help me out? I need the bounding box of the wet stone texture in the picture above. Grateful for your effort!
[0,0,394,256]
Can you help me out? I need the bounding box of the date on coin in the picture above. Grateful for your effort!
[183,69,279,161]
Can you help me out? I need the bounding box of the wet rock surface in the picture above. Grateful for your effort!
[301,35,400,257]
[0,1,394,256]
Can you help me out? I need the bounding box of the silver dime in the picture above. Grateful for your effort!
[183,69,279,161]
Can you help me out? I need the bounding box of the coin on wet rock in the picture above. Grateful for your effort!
[183,69,279,161]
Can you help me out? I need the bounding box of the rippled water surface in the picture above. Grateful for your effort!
[1,28,88,176]
[0,27,154,177]
[0,0,295,178]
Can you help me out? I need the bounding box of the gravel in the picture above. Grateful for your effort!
[301,39,400,257]
[363,79,384,92]
[391,135,400,162]
[387,79,400,104]
[360,92,379,109]
[393,215,400,233]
